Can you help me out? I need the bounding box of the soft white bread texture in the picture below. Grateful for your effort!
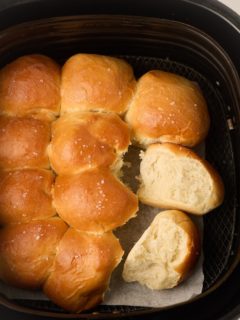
[61,54,136,114]
[48,112,130,175]
[139,143,224,215]
[44,229,123,313]
[125,70,210,147]
[122,210,200,290]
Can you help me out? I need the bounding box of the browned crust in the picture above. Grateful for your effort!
[0,54,223,313]
[43,229,123,313]
[0,116,51,170]
[48,112,130,175]
[0,218,68,289]
[53,168,139,233]
[61,54,136,115]
[0,169,56,224]
[125,70,210,147]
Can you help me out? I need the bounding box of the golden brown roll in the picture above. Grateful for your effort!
[0,55,61,120]
[61,54,136,114]
[48,112,130,175]
[44,228,123,313]
[0,53,215,313]
[0,116,50,169]
[125,70,210,147]
[0,169,56,224]
[0,218,68,289]
[53,169,138,233]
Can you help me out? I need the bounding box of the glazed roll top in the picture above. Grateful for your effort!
[48,112,131,175]
[0,53,139,313]
[0,55,68,297]
[0,55,60,224]
[0,54,61,121]
[0,52,219,313]
[53,169,138,233]
[44,229,123,312]
[61,53,136,114]
[51,53,139,234]
[125,70,210,147]
[46,54,138,310]
[0,115,51,170]
[0,169,56,224]
[0,218,68,289]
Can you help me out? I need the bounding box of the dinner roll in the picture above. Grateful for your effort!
[125,70,210,147]
[0,55,61,120]
[53,169,138,233]
[44,229,123,313]
[61,54,136,114]
[138,143,224,215]
[48,112,130,175]
[0,169,55,224]
[0,218,68,289]
[123,210,200,290]
[0,116,50,169]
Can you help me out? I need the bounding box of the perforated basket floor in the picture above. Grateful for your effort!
[8,55,238,316]
[121,55,237,292]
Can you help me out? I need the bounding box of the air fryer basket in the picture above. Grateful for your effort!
[0,15,239,318]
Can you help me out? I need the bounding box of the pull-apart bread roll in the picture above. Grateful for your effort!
[0,169,55,224]
[53,169,138,233]
[61,54,136,114]
[0,55,61,120]
[139,143,224,215]
[44,229,123,313]
[0,116,50,169]
[125,70,210,147]
[123,210,200,290]
[0,218,68,289]
[49,112,130,175]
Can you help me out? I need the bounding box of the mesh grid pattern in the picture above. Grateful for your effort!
[123,55,236,292]
[12,299,147,314]
[122,55,236,291]
[12,56,238,313]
